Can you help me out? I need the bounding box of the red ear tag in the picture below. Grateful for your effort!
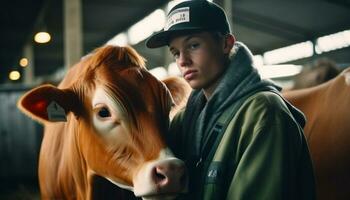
[47,101,67,122]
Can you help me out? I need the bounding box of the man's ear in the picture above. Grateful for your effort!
[17,84,79,124]
[162,76,191,118]
[223,34,235,54]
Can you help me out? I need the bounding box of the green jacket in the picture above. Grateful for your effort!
[168,42,316,200]
[170,91,315,200]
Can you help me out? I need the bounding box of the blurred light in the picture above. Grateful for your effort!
[315,30,350,54]
[167,0,190,12]
[106,33,128,46]
[149,67,168,79]
[168,62,181,76]
[9,70,21,80]
[263,41,313,65]
[257,64,302,79]
[253,55,264,68]
[128,9,165,45]
[19,58,28,67]
[34,31,51,43]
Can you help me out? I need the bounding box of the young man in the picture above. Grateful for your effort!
[146,1,316,199]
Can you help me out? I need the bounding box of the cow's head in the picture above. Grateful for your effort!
[18,45,190,199]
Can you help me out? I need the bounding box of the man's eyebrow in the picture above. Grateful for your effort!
[169,34,198,51]
[169,46,176,52]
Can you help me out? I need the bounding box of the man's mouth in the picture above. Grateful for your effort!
[183,70,197,80]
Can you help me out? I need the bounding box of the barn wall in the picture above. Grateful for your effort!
[0,85,43,184]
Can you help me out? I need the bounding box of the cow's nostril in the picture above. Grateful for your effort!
[154,167,167,185]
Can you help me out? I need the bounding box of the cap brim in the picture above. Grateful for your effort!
[146,30,171,49]
[146,27,205,48]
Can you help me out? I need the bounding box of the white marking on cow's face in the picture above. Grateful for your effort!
[344,72,350,86]
[158,148,175,159]
[92,87,129,139]
[92,87,137,191]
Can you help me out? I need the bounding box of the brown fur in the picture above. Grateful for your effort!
[18,45,189,200]
[292,59,340,89]
[283,67,350,200]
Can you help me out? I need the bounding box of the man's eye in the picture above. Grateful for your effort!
[172,52,180,59]
[190,43,199,49]
[98,107,111,118]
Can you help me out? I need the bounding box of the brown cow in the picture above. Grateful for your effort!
[283,67,350,200]
[292,58,340,89]
[17,45,189,200]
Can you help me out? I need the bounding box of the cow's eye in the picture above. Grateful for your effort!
[98,107,111,118]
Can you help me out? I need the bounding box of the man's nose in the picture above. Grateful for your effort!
[178,52,191,67]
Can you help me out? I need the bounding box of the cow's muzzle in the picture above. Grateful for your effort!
[133,157,188,199]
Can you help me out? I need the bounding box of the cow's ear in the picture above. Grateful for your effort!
[17,84,78,124]
[162,77,191,117]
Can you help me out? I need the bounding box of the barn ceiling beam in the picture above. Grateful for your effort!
[232,9,313,43]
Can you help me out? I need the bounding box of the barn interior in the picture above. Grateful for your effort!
[0,0,350,198]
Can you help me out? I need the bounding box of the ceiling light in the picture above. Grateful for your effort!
[253,55,264,68]
[19,58,28,67]
[263,41,314,65]
[106,33,128,46]
[127,9,165,45]
[9,70,21,81]
[256,64,302,79]
[34,31,51,43]
[315,30,350,54]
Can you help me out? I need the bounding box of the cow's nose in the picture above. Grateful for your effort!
[152,159,187,190]
[133,157,188,198]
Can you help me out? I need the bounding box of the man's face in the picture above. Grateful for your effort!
[168,32,227,92]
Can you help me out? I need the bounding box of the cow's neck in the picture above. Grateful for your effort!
[283,83,327,113]
[41,115,90,199]
[67,116,90,199]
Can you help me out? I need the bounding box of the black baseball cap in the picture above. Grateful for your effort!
[146,0,231,48]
